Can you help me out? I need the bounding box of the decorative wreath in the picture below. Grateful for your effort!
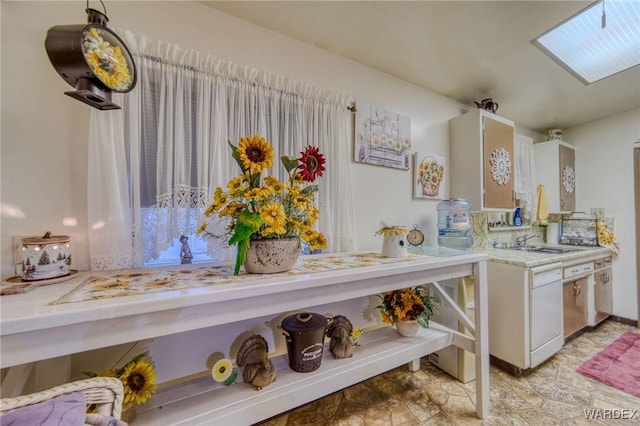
[562,165,575,194]
[490,148,511,186]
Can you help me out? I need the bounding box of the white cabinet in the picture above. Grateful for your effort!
[534,140,576,212]
[450,109,515,210]
[487,261,563,370]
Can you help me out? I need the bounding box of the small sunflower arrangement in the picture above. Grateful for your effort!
[376,286,438,328]
[596,219,619,255]
[84,352,156,406]
[197,135,328,273]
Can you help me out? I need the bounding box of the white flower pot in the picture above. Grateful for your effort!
[395,320,419,337]
[244,238,301,274]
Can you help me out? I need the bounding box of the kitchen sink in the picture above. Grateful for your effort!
[498,245,581,254]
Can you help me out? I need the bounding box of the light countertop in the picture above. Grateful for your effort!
[477,245,611,268]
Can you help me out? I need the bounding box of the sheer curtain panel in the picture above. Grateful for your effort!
[514,134,537,222]
[87,31,356,270]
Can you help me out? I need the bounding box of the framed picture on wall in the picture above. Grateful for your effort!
[414,152,446,200]
[354,101,411,170]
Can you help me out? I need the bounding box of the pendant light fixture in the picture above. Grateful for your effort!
[45,1,136,110]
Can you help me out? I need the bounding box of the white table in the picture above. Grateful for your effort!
[1,251,489,424]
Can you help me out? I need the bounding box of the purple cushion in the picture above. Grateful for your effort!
[1,391,86,426]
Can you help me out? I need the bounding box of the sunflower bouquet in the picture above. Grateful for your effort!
[197,135,328,274]
[84,352,156,406]
[376,286,438,328]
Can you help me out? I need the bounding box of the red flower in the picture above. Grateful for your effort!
[299,146,326,182]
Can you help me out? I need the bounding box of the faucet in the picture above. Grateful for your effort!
[515,234,538,248]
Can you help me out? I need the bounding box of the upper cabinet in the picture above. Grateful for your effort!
[534,140,576,213]
[450,109,515,210]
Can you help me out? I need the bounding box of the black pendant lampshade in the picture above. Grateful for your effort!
[45,7,136,110]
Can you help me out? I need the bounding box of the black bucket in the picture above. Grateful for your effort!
[280,312,328,373]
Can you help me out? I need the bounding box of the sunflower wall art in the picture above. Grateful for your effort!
[414,152,446,200]
[355,101,411,170]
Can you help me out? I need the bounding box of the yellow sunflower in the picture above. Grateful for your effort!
[121,359,156,405]
[238,135,274,174]
[261,224,287,236]
[212,187,229,211]
[227,176,246,194]
[264,176,285,193]
[196,222,208,235]
[307,232,328,251]
[261,203,286,229]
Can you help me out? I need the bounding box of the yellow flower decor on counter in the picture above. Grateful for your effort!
[211,358,238,386]
[596,219,619,255]
[350,327,363,347]
[198,135,328,275]
[376,286,438,329]
[84,352,156,405]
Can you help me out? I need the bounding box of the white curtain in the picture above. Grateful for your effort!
[514,134,537,222]
[88,31,356,270]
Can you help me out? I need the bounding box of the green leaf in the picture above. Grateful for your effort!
[280,155,300,174]
[300,185,318,196]
[229,141,246,173]
[249,172,261,189]
[417,316,430,328]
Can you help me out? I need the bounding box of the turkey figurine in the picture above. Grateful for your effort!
[236,335,276,390]
[326,315,354,359]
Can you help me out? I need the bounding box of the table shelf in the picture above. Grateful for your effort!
[1,251,489,420]
[137,325,453,425]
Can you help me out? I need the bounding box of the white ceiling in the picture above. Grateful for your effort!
[200,1,640,134]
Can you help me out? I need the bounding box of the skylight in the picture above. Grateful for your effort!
[532,0,640,84]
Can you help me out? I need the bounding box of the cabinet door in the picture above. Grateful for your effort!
[559,144,576,211]
[595,268,613,322]
[563,278,588,338]
[482,116,514,208]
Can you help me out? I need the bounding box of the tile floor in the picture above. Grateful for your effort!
[259,320,639,425]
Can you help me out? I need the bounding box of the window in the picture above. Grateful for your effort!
[532,0,640,84]
[88,32,355,271]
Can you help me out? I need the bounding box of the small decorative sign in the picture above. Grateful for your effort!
[355,102,411,170]
[414,152,446,199]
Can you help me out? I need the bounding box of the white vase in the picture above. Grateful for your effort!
[395,320,420,337]
[244,238,302,274]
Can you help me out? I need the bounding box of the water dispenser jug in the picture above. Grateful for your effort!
[437,199,473,249]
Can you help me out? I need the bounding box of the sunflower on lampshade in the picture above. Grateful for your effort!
[198,135,328,273]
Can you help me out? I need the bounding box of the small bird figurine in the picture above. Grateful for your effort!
[228,202,262,275]
[236,335,276,390]
[326,315,354,359]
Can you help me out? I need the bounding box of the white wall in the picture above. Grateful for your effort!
[1,1,473,385]
[1,1,472,278]
[564,107,640,321]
